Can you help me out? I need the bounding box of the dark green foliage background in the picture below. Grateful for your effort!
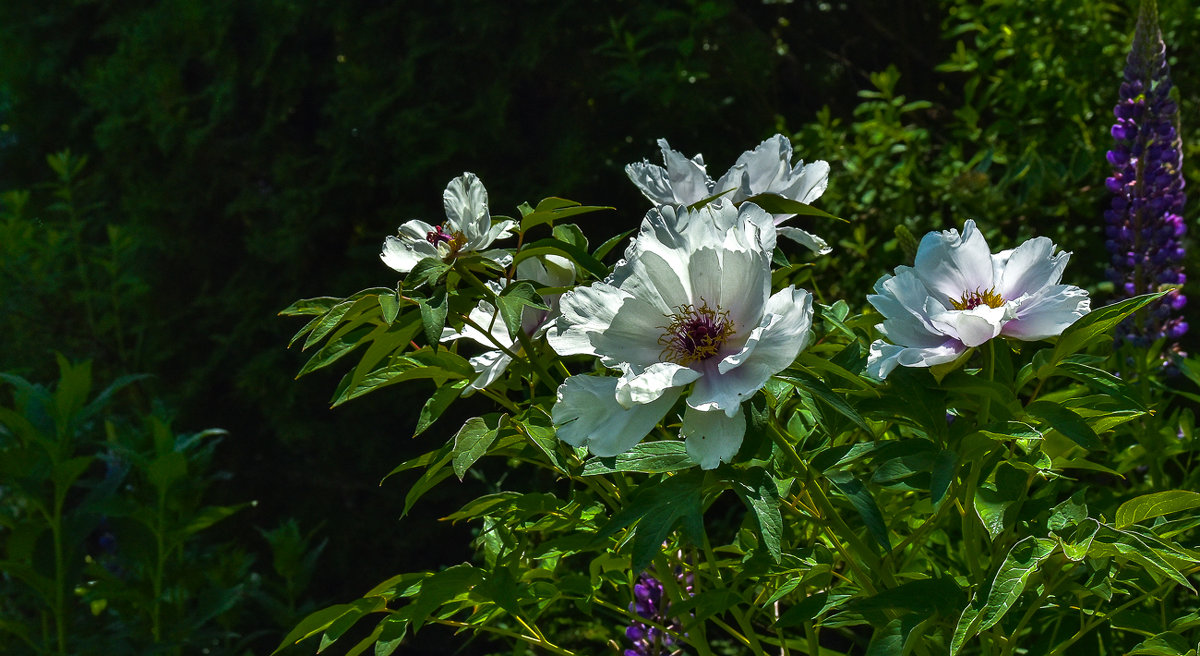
[0,0,1196,653]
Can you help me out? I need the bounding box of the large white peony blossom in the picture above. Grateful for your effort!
[547,202,814,469]
[380,172,515,274]
[867,220,1091,379]
[624,134,831,254]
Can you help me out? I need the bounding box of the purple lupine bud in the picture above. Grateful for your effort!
[1106,0,1188,365]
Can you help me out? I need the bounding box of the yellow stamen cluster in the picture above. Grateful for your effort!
[949,287,1005,311]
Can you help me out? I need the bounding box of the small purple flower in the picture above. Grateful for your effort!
[1106,0,1188,362]
[624,570,693,656]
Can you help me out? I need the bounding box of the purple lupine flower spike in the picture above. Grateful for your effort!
[625,570,693,656]
[1106,0,1188,362]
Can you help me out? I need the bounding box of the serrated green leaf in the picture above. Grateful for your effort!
[1116,490,1200,529]
[580,441,694,475]
[732,470,783,562]
[405,257,451,288]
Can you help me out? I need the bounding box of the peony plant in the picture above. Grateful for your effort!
[277,15,1197,651]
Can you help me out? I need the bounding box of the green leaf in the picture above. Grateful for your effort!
[1025,401,1101,450]
[580,441,694,475]
[743,193,846,222]
[147,452,187,493]
[518,197,613,232]
[497,281,549,339]
[451,416,501,480]
[599,470,705,570]
[1116,490,1200,529]
[732,470,783,562]
[273,603,360,654]
[416,288,448,348]
[852,577,964,616]
[298,324,375,377]
[374,614,408,656]
[778,372,871,433]
[514,237,608,279]
[378,291,401,325]
[825,470,891,552]
[950,537,1056,655]
[280,296,345,317]
[1050,293,1165,362]
[973,463,1027,540]
[405,257,452,288]
[592,229,635,262]
[415,380,468,436]
[407,565,482,632]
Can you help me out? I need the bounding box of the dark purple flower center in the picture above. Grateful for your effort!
[659,303,735,365]
[425,224,468,256]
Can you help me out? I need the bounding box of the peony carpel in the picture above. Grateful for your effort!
[867,220,1090,379]
[547,202,813,469]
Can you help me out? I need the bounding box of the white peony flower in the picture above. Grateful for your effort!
[380,172,515,273]
[866,220,1091,380]
[624,134,832,254]
[442,255,576,389]
[547,202,814,469]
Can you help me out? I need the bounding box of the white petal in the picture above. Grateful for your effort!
[552,376,680,457]
[993,237,1069,300]
[381,222,439,273]
[921,298,1008,350]
[867,269,944,337]
[659,138,713,205]
[549,283,668,366]
[714,134,791,203]
[615,361,701,407]
[914,220,995,305]
[927,300,1009,348]
[1001,285,1090,341]
[625,161,680,206]
[443,172,491,241]
[777,226,831,255]
[692,287,813,414]
[442,302,511,349]
[866,339,966,380]
[682,405,746,470]
[473,218,515,251]
[468,350,513,389]
[478,248,513,268]
[780,159,831,204]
